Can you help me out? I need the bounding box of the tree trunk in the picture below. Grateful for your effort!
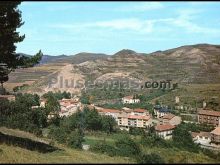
[0,82,4,95]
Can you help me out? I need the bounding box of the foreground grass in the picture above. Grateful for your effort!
[0,143,134,163]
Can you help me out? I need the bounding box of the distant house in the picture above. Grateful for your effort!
[198,109,220,127]
[122,96,140,104]
[122,107,133,114]
[59,98,81,117]
[210,127,220,144]
[161,114,182,126]
[0,95,15,101]
[97,108,121,119]
[132,108,149,116]
[154,106,171,118]
[155,124,175,140]
[39,98,47,108]
[117,113,152,131]
[191,131,211,145]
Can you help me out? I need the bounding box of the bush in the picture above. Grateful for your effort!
[129,127,145,136]
[67,129,84,149]
[90,142,118,157]
[172,123,200,152]
[115,136,141,157]
[48,126,67,144]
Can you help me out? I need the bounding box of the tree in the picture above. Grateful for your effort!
[67,129,85,149]
[172,123,200,152]
[115,136,141,157]
[0,1,42,93]
[101,115,117,134]
[45,95,60,114]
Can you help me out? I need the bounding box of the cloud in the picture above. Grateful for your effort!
[118,2,164,12]
[171,8,220,34]
[49,18,156,33]
[188,2,219,5]
[46,6,220,38]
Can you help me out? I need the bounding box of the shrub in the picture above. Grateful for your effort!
[48,126,67,144]
[115,136,141,157]
[67,129,84,149]
[90,142,118,157]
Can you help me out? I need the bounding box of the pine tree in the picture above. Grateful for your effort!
[0,1,42,94]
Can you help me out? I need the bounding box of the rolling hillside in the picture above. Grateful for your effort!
[5,44,220,100]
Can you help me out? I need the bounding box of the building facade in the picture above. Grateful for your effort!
[155,124,175,140]
[210,127,220,144]
[198,109,220,127]
[154,106,171,119]
[161,114,182,126]
[122,96,140,104]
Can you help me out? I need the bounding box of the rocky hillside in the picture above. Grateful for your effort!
[74,44,220,86]
[6,44,220,94]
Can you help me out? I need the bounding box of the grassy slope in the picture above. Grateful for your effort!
[151,84,220,110]
[141,147,217,164]
[0,127,218,163]
[0,144,133,163]
[0,127,133,163]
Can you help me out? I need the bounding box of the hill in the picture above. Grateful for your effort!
[6,43,220,98]
[0,127,217,164]
[0,127,133,163]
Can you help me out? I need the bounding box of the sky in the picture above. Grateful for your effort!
[16,1,220,56]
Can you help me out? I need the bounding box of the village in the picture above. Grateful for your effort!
[1,92,220,151]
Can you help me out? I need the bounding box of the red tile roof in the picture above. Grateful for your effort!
[134,108,145,113]
[128,115,150,120]
[198,110,220,117]
[162,114,175,120]
[98,108,121,113]
[211,127,220,136]
[123,96,134,99]
[191,132,199,138]
[155,124,175,132]
[198,131,211,138]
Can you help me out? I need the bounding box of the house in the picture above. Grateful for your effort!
[210,127,220,144]
[161,113,182,126]
[97,108,121,119]
[122,107,133,114]
[191,131,211,145]
[155,124,175,140]
[191,132,200,141]
[117,113,152,131]
[117,113,129,130]
[39,98,47,108]
[198,109,220,127]
[0,95,15,101]
[121,96,140,104]
[59,98,81,117]
[154,106,171,118]
[132,108,149,116]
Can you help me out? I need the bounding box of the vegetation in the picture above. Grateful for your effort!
[136,153,165,164]
[0,94,47,135]
[0,92,219,163]
[42,91,71,100]
[0,143,133,163]
[13,84,29,92]
[47,107,117,149]
[0,2,42,93]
